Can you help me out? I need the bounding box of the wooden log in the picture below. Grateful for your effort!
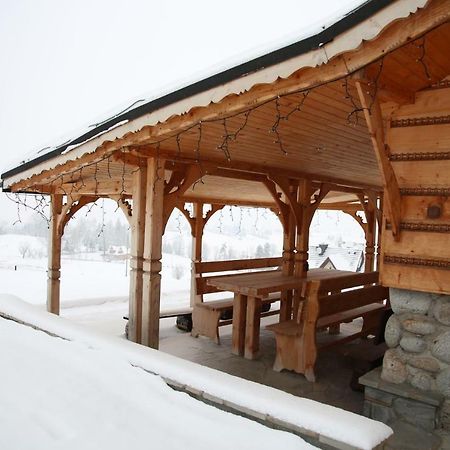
[128,164,147,343]
[47,194,63,315]
[141,158,165,348]
[280,204,296,321]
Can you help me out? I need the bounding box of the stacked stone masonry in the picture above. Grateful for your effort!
[382,288,450,430]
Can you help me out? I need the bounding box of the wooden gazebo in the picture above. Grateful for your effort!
[2,0,449,354]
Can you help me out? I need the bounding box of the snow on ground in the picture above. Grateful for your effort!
[0,234,191,305]
[0,296,393,450]
[0,314,314,450]
[0,231,280,334]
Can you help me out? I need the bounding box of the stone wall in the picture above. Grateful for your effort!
[382,288,450,430]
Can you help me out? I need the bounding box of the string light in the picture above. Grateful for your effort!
[270,98,288,155]
[85,200,97,217]
[11,31,436,220]
[343,77,364,125]
[254,208,260,230]
[176,209,182,234]
[238,207,243,235]
[218,208,224,233]
[6,193,50,226]
[217,119,232,161]
[192,123,205,190]
[414,36,431,80]
[98,198,106,237]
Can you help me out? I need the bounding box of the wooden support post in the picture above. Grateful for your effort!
[292,180,313,317]
[364,205,376,272]
[294,180,313,277]
[376,195,383,271]
[280,200,296,321]
[128,163,147,343]
[357,194,376,273]
[141,158,165,348]
[190,202,204,307]
[47,194,63,315]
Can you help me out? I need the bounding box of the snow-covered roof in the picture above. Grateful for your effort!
[1,0,427,188]
[309,245,364,272]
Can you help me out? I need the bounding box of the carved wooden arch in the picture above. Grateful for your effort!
[163,165,203,230]
[268,175,331,229]
[342,209,367,234]
[57,194,99,236]
[262,178,289,233]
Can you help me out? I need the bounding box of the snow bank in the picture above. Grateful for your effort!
[0,295,393,450]
[0,312,313,450]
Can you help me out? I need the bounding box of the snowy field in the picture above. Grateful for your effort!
[0,227,284,335]
[0,207,363,336]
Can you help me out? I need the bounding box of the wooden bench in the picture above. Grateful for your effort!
[191,257,282,343]
[266,271,389,382]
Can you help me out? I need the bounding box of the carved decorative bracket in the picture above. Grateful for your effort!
[58,195,99,235]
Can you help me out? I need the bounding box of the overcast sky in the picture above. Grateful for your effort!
[0,0,364,221]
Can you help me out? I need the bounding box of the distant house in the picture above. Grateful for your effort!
[309,244,364,272]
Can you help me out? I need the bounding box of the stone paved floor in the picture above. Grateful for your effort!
[159,315,365,414]
[158,316,450,449]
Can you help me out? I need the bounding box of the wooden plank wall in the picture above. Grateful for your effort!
[381,85,450,294]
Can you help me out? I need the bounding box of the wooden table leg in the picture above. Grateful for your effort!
[232,293,247,356]
[244,295,262,360]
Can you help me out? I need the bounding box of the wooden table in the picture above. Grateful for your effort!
[207,268,353,359]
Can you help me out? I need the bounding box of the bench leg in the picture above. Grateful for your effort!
[361,310,384,338]
[328,323,341,335]
[304,367,316,383]
[273,353,285,372]
[192,306,221,344]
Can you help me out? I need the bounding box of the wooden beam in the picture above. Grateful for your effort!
[47,194,63,315]
[355,80,402,240]
[131,146,382,191]
[141,158,165,348]
[182,195,275,209]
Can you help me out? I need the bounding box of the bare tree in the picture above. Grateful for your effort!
[19,241,30,259]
